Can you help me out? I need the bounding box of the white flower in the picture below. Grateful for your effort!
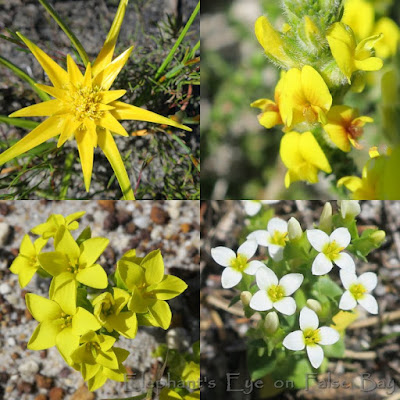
[283,307,340,369]
[250,267,303,315]
[242,200,279,216]
[288,217,302,240]
[339,270,378,314]
[307,227,355,275]
[319,203,332,232]
[247,217,288,261]
[338,200,361,220]
[211,240,264,289]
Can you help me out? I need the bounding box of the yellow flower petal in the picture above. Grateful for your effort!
[17,32,69,88]
[25,293,62,322]
[9,100,61,118]
[55,326,80,365]
[324,124,351,152]
[337,176,363,192]
[107,312,138,338]
[99,90,127,104]
[300,131,332,173]
[67,54,83,85]
[279,131,304,169]
[373,17,400,58]
[50,272,77,315]
[72,307,102,336]
[76,263,108,289]
[143,249,165,285]
[96,112,129,136]
[110,100,192,131]
[38,251,69,276]
[15,264,37,288]
[148,300,172,330]
[57,117,82,148]
[149,275,188,300]
[0,117,62,166]
[258,111,282,129]
[54,226,80,260]
[128,286,153,313]
[28,320,62,350]
[79,237,109,267]
[341,0,375,40]
[301,66,332,112]
[354,57,383,71]
[75,128,95,192]
[35,84,69,101]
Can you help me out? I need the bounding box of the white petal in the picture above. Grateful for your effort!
[318,327,340,345]
[358,294,378,314]
[261,200,279,205]
[243,201,262,216]
[249,290,273,311]
[268,245,284,261]
[330,227,351,248]
[279,273,304,296]
[339,270,358,290]
[237,239,257,260]
[244,260,265,275]
[221,267,242,289]
[273,297,296,315]
[267,217,288,234]
[334,252,355,271]
[307,229,329,252]
[358,272,378,292]
[307,345,324,368]
[255,266,278,290]
[300,307,319,331]
[211,247,236,267]
[312,253,333,275]
[247,230,270,247]
[283,330,305,351]
[339,290,357,310]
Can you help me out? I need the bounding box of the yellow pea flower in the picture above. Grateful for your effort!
[25,293,101,364]
[116,249,187,329]
[251,73,285,129]
[255,16,294,68]
[31,211,85,239]
[10,235,47,288]
[280,131,332,188]
[70,331,119,382]
[92,288,137,339]
[326,22,383,83]
[87,347,129,391]
[341,0,375,40]
[324,105,373,152]
[0,0,191,199]
[280,66,332,128]
[38,226,109,315]
[372,17,400,59]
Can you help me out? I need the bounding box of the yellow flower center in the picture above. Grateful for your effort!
[349,283,367,300]
[322,240,343,261]
[267,284,285,302]
[60,315,72,329]
[69,85,103,121]
[230,254,248,272]
[303,328,321,346]
[270,230,288,247]
[302,104,318,123]
[86,342,101,358]
[100,298,115,316]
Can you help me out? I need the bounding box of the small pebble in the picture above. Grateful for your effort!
[7,337,16,346]
[0,222,11,246]
[150,206,170,225]
[18,360,39,380]
[0,283,11,295]
[49,387,65,400]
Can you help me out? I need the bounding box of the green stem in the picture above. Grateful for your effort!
[155,1,200,80]
[59,151,74,199]
[0,116,40,130]
[0,56,50,101]
[38,0,90,66]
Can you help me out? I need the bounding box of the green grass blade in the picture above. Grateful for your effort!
[0,55,50,101]
[0,116,40,130]
[59,151,74,199]
[155,1,200,80]
[38,0,90,66]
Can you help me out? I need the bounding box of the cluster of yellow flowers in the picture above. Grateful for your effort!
[10,211,187,391]
[252,0,400,198]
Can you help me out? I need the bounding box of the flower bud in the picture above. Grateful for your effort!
[240,291,252,307]
[264,311,279,334]
[370,230,386,246]
[306,299,322,314]
[338,200,361,220]
[288,217,302,240]
[319,202,332,232]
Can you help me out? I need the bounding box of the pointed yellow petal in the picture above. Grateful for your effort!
[97,129,135,200]
[51,272,77,315]
[99,90,126,104]
[76,264,108,289]
[96,112,129,136]
[28,320,62,350]
[301,66,332,112]
[0,117,62,166]
[354,57,383,71]
[93,47,133,90]
[324,124,351,152]
[57,117,82,148]
[55,326,80,364]
[17,32,69,88]
[9,100,61,118]
[67,54,83,84]
[92,0,129,76]
[279,131,303,169]
[110,101,192,132]
[300,131,332,173]
[79,237,109,268]
[75,128,95,192]
[26,293,62,322]
[36,84,69,101]
[82,62,92,88]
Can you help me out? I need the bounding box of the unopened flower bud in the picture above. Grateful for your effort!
[370,230,386,246]
[240,291,252,307]
[288,217,302,240]
[306,299,322,314]
[264,311,279,334]
[338,200,361,220]
[319,202,332,232]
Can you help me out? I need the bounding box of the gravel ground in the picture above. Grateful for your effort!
[0,199,200,400]
[201,200,400,399]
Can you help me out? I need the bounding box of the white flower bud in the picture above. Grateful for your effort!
[306,299,322,314]
[338,200,361,220]
[264,311,279,334]
[240,291,252,307]
[288,217,302,240]
[319,202,332,232]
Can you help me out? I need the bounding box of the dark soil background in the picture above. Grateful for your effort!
[201,201,400,400]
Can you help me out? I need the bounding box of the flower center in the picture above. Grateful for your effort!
[303,104,318,123]
[322,240,343,261]
[270,230,288,247]
[347,124,364,140]
[101,299,114,316]
[349,283,367,300]
[70,85,103,121]
[267,284,285,302]
[86,342,101,358]
[60,314,72,329]
[230,254,248,272]
[303,328,321,346]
